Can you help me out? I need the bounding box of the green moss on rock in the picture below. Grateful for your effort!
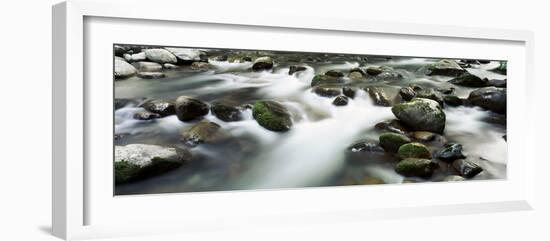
[395,158,438,177]
[252,100,292,132]
[379,132,411,153]
[397,142,432,159]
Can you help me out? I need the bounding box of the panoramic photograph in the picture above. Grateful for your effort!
[113,44,507,195]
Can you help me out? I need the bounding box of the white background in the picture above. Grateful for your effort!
[0,0,548,240]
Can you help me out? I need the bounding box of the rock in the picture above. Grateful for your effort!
[190,61,211,70]
[211,101,242,122]
[436,143,465,162]
[391,98,446,133]
[332,95,349,106]
[415,88,444,106]
[342,86,356,99]
[252,100,293,132]
[395,158,438,178]
[348,141,385,153]
[468,87,507,114]
[137,72,165,79]
[325,70,344,78]
[374,119,410,135]
[379,132,411,153]
[180,121,225,146]
[175,96,209,121]
[348,71,364,80]
[449,73,489,87]
[139,99,176,116]
[114,58,137,79]
[164,47,205,63]
[313,85,342,97]
[132,61,163,72]
[487,79,507,88]
[114,144,191,184]
[443,175,466,181]
[133,111,161,120]
[144,48,178,64]
[399,87,416,101]
[289,66,307,75]
[366,66,384,76]
[412,131,436,141]
[252,56,274,71]
[491,61,507,75]
[163,63,179,69]
[444,95,463,106]
[125,52,146,62]
[397,142,432,159]
[427,59,466,76]
[114,45,126,57]
[365,87,392,106]
[452,159,483,178]
[311,74,344,87]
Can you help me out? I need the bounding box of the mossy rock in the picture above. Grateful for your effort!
[397,142,432,159]
[379,132,411,153]
[395,158,438,178]
[311,74,344,87]
[252,100,292,132]
[391,98,446,134]
[449,73,488,87]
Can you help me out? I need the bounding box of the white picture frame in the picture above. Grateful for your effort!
[52,0,536,240]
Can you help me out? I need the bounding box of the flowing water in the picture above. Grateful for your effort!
[114,50,507,195]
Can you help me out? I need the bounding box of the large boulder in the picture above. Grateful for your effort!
[426,59,466,76]
[114,58,137,79]
[467,87,506,114]
[379,132,411,153]
[114,144,191,184]
[449,73,489,87]
[175,96,209,121]
[395,158,438,178]
[211,101,242,122]
[180,121,227,146]
[139,99,176,116]
[397,142,432,159]
[144,48,178,64]
[252,100,293,132]
[164,47,205,64]
[391,98,446,133]
[252,56,274,71]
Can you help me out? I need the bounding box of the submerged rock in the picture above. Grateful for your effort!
[114,58,137,79]
[365,87,392,106]
[449,73,488,87]
[427,59,466,76]
[379,132,411,153]
[313,85,342,97]
[397,142,432,159]
[139,99,176,116]
[332,95,349,106]
[437,143,466,162]
[138,72,165,79]
[391,98,446,133]
[395,158,438,178]
[311,74,344,87]
[468,87,507,114]
[289,65,307,75]
[252,100,293,132]
[114,144,191,184]
[180,121,225,146]
[144,48,178,64]
[452,158,483,178]
[252,56,274,71]
[399,87,416,101]
[211,101,242,122]
[175,96,209,121]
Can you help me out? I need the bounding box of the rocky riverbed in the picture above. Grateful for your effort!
[113,44,507,195]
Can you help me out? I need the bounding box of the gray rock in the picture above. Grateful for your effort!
[144,48,178,64]
[313,85,342,97]
[114,144,191,184]
[436,143,465,162]
[133,111,162,120]
[332,95,349,106]
[125,52,146,62]
[137,72,165,79]
[132,61,163,72]
[365,87,392,106]
[427,59,466,76]
[391,98,446,133]
[175,96,210,121]
[415,88,444,106]
[342,86,356,99]
[366,66,384,76]
[399,87,416,101]
[444,95,463,106]
[468,87,506,114]
[114,58,137,79]
[452,158,483,178]
[180,121,226,146]
[191,61,211,70]
[165,47,205,63]
[163,63,179,69]
[139,99,176,116]
[449,73,489,87]
[211,101,242,122]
